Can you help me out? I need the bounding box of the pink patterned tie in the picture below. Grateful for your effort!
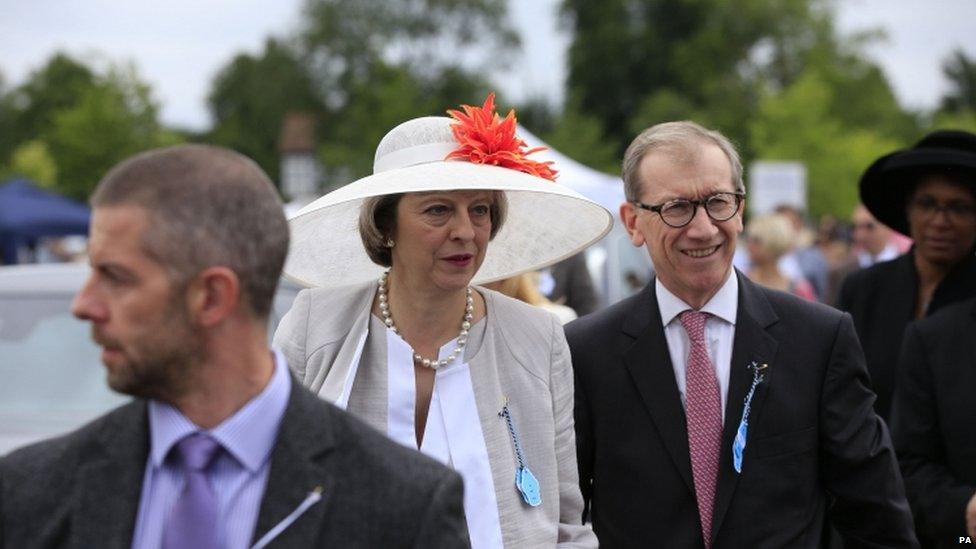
[680,310,722,548]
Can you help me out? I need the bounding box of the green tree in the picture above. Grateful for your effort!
[297,0,513,185]
[544,102,620,174]
[514,97,619,175]
[0,53,95,164]
[928,109,976,134]
[559,0,915,161]
[320,62,491,188]
[204,1,512,189]
[43,64,180,199]
[300,0,515,102]
[515,96,558,137]
[320,63,429,183]
[560,0,829,154]
[4,140,58,188]
[750,70,903,218]
[799,28,918,141]
[0,54,177,199]
[940,49,976,113]
[0,71,13,164]
[626,88,711,140]
[207,38,325,181]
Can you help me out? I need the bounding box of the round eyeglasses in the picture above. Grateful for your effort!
[632,191,745,228]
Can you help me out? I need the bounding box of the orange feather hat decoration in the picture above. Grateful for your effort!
[445,92,557,182]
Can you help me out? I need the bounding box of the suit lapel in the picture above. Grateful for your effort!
[622,283,695,493]
[252,381,336,547]
[74,401,149,549]
[892,253,918,321]
[710,272,779,541]
[312,283,375,404]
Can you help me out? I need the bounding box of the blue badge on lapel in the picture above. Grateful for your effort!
[732,362,767,473]
[499,399,542,507]
[516,466,542,506]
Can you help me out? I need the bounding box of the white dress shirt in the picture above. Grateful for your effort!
[857,242,899,267]
[656,273,738,423]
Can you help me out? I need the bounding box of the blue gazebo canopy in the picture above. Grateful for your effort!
[0,179,90,264]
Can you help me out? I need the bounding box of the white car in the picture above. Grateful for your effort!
[0,263,300,455]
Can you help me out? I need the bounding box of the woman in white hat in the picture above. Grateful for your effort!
[274,94,610,548]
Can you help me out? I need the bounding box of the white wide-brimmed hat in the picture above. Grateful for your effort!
[284,95,614,288]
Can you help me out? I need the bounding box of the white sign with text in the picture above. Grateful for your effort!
[747,161,807,216]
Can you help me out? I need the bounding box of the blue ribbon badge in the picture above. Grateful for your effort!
[499,399,542,507]
[732,361,767,473]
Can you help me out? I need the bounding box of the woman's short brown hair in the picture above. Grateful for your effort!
[358,191,509,267]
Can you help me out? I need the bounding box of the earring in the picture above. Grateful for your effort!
[385,238,395,248]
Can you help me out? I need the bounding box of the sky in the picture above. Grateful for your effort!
[2,0,974,132]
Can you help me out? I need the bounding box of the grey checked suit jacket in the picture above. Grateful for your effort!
[0,378,468,548]
[273,281,596,548]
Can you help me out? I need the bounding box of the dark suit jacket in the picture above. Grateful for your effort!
[891,298,976,548]
[566,271,918,548]
[838,250,976,421]
[549,252,600,317]
[0,379,468,548]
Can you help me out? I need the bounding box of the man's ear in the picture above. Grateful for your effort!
[734,198,746,235]
[620,201,646,247]
[186,267,241,327]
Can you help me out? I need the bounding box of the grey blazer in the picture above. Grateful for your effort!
[0,379,468,548]
[273,282,596,548]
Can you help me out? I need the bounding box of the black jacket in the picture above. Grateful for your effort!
[567,271,917,548]
[837,249,976,420]
[891,297,976,548]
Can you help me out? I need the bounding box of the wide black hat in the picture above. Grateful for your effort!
[859,129,976,235]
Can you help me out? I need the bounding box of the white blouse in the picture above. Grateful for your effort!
[385,329,503,548]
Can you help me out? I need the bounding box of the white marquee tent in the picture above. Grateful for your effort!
[516,125,625,215]
[517,125,652,305]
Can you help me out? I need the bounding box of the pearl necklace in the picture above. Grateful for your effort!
[377,271,474,370]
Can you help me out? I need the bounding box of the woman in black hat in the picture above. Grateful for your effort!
[837,129,976,421]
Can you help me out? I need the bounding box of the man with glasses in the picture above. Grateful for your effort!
[566,121,917,548]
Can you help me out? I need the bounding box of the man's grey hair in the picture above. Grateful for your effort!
[91,144,289,319]
[358,191,508,267]
[621,121,744,202]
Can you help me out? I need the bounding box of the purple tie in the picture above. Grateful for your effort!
[680,310,722,549]
[163,433,222,549]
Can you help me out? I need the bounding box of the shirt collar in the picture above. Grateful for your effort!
[147,349,292,472]
[656,270,739,327]
[859,242,899,266]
